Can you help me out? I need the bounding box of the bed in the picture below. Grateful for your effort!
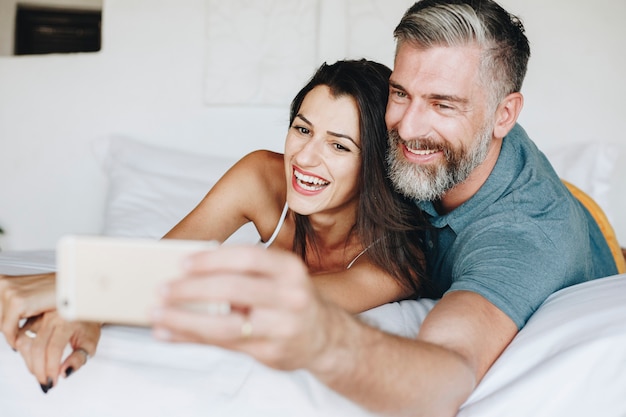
[1,137,625,416]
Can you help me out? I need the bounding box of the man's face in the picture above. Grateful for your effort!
[385,42,496,201]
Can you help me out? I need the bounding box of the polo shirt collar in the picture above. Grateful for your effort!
[415,124,526,233]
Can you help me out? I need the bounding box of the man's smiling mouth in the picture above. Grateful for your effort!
[405,147,440,156]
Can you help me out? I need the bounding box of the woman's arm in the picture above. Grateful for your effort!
[1,151,283,347]
[164,150,286,243]
[4,151,286,389]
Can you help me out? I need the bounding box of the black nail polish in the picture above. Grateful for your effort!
[40,378,53,394]
[65,367,74,378]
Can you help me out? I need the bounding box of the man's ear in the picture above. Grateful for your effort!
[493,92,524,139]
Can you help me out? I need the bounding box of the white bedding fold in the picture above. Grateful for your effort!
[0,250,56,275]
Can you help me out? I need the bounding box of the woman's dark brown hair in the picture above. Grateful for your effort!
[289,59,428,297]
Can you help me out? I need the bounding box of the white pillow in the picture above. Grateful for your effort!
[94,136,259,244]
[542,142,619,219]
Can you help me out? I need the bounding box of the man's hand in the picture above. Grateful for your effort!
[151,245,335,371]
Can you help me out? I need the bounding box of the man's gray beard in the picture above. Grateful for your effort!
[386,125,493,202]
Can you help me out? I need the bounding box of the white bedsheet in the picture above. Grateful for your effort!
[1,251,625,416]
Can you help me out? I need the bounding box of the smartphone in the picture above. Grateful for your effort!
[56,235,219,326]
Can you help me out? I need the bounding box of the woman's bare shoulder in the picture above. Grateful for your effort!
[221,150,280,179]
[232,151,288,238]
[240,150,284,166]
[237,150,285,188]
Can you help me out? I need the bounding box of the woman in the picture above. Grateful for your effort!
[164,59,427,312]
[0,59,427,392]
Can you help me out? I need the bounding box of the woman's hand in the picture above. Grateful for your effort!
[151,245,343,372]
[0,273,57,348]
[15,311,100,393]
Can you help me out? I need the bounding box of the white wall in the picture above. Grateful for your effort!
[0,0,625,250]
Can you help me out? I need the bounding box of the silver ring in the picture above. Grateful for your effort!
[75,348,90,363]
[241,319,253,338]
[24,329,37,339]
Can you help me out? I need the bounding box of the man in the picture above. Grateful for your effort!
[150,1,616,416]
[2,1,618,415]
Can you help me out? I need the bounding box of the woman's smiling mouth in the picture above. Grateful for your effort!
[294,168,330,192]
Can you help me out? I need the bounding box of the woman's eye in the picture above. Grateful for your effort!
[333,143,349,152]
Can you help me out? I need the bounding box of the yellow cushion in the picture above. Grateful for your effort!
[563,180,626,274]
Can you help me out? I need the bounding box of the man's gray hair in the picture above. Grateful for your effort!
[394,0,530,110]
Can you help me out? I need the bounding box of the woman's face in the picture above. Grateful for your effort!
[284,85,362,217]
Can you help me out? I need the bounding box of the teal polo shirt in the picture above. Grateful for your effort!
[417,124,616,329]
